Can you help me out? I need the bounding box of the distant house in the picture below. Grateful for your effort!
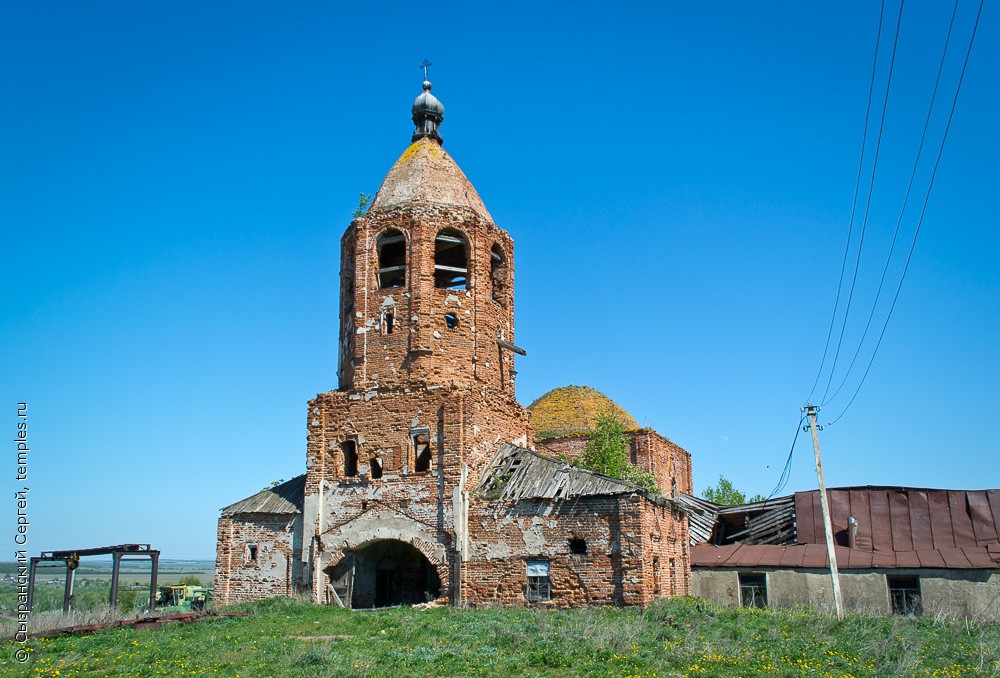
[682,487,1000,618]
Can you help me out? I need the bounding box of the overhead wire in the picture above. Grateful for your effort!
[820,0,907,406]
[766,415,806,500]
[828,0,985,426]
[823,0,961,407]
[806,0,887,404]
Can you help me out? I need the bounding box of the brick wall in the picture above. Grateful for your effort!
[214,513,302,605]
[303,384,532,603]
[637,500,691,600]
[339,204,517,395]
[464,494,689,607]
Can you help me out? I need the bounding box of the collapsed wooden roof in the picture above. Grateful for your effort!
[478,443,682,509]
[674,494,718,544]
[674,494,797,546]
[220,474,305,517]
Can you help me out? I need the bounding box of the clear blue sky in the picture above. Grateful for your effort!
[2,1,996,558]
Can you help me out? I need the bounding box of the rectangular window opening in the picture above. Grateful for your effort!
[738,572,767,608]
[888,576,921,616]
[377,231,407,290]
[369,457,383,479]
[341,440,358,477]
[411,427,432,473]
[434,230,468,290]
[526,559,551,602]
[382,309,395,334]
[245,544,258,564]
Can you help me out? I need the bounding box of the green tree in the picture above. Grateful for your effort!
[179,575,202,586]
[353,192,372,218]
[702,475,765,505]
[575,408,660,495]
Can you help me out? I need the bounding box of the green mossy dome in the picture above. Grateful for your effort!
[528,385,638,440]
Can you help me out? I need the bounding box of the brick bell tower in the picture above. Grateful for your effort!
[302,76,532,606]
[337,79,519,394]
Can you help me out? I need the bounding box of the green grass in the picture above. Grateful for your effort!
[3,596,998,677]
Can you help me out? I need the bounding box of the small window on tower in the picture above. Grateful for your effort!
[245,544,258,564]
[412,428,432,472]
[444,313,459,329]
[369,457,383,479]
[490,244,506,306]
[568,538,587,555]
[434,229,468,289]
[341,440,358,477]
[376,229,406,289]
[382,309,395,334]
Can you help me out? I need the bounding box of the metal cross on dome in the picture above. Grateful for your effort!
[420,59,432,80]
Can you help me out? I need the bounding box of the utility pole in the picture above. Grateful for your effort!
[804,404,844,619]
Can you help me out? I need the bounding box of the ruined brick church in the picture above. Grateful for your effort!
[214,79,694,608]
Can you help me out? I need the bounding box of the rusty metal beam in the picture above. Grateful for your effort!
[28,611,251,639]
[497,339,526,356]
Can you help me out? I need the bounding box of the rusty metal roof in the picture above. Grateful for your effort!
[220,474,305,516]
[691,486,1000,570]
[796,487,1000,552]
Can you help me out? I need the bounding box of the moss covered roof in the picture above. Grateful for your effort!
[369,137,494,223]
[528,385,638,440]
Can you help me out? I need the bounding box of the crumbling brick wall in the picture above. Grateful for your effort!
[305,387,530,497]
[303,384,532,603]
[339,204,517,396]
[214,513,302,605]
[464,494,689,607]
[637,500,691,599]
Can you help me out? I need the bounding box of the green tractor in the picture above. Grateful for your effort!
[157,584,211,613]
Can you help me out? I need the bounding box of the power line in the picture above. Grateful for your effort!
[828,0,985,425]
[766,415,806,500]
[806,0,887,404]
[823,0,961,407]
[821,0,907,406]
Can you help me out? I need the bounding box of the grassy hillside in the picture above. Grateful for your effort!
[3,596,998,677]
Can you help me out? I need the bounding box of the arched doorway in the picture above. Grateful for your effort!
[326,540,441,608]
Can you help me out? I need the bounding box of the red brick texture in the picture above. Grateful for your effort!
[214,514,302,604]
[302,385,531,604]
[464,495,690,607]
[338,204,517,396]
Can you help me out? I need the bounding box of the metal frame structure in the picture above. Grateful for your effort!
[26,544,159,613]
